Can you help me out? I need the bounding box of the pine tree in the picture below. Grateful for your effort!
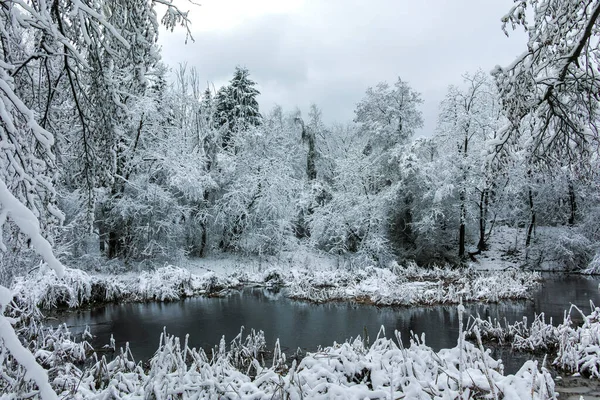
[216,67,262,150]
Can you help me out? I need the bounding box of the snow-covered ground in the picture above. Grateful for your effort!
[471,225,594,272]
[10,254,541,309]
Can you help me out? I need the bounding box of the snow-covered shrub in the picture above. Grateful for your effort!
[288,264,539,306]
[228,327,267,374]
[469,303,600,379]
[33,324,93,368]
[554,304,600,377]
[584,251,600,274]
[135,265,194,301]
[12,267,94,309]
[467,313,558,351]
[262,268,284,287]
[527,226,593,271]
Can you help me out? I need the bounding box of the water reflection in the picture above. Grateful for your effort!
[57,273,599,373]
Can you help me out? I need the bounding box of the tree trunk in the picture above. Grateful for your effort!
[459,198,466,258]
[477,188,489,251]
[199,223,207,257]
[108,230,120,258]
[525,187,536,248]
[568,181,577,225]
[458,130,468,259]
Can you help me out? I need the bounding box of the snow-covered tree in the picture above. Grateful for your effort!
[493,0,600,161]
[213,106,303,254]
[436,70,504,258]
[0,0,193,396]
[308,78,423,263]
[216,66,262,151]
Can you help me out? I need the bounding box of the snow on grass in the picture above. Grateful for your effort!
[10,265,236,309]
[44,325,555,399]
[11,267,93,309]
[469,303,600,378]
[287,264,539,306]
[11,259,541,309]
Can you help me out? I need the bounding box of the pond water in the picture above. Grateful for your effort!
[56,274,600,374]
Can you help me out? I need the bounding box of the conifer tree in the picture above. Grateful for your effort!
[216,66,262,150]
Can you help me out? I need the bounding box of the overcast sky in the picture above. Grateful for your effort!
[159,0,528,137]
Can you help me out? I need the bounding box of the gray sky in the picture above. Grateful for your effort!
[159,0,527,136]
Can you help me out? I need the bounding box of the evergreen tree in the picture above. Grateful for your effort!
[216,66,262,150]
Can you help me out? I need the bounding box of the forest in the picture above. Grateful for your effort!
[1,0,600,399]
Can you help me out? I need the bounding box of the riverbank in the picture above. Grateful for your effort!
[6,259,593,399]
[10,260,541,310]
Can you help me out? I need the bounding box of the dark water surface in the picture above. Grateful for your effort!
[56,274,600,374]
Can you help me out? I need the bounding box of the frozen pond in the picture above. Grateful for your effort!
[56,273,600,374]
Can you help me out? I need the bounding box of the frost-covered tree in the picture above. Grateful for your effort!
[0,0,192,396]
[213,106,302,254]
[436,71,504,258]
[0,0,193,264]
[309,78,423,263]
[82,0,164,258]
[215,66,262,151]
[355,77,423,152]
[492,1,600,268]
[493,0,600,161]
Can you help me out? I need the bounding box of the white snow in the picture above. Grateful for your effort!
[0,178,64,278]
[10,258,540,310]
[42,324,556,399]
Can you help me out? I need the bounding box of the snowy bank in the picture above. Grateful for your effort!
[286,265,540,306]
[11,262,541,309]
[10,265,238,309]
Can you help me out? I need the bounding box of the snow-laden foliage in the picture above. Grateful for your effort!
[553,305,600,377]
[493,0,600,161]
[433,71,505,258]
[307,78,424,264]
[526,226,594,271]
[216,66,262,147]
[0,301,94,399]
[212,116,303,255]
[287,264,540,306]
[1,307,558,399]
[12,267,92,309]
[10,263,542,311]
[585,252,600,274]
[468,312,559,351]
[469,303,600,378]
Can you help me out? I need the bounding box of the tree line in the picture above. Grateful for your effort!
[1,0,599,284]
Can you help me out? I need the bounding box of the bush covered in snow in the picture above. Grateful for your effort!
[584,251,600,274]
[527,226,594,271]
[11,267,95,309]
[11,265,237,309]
